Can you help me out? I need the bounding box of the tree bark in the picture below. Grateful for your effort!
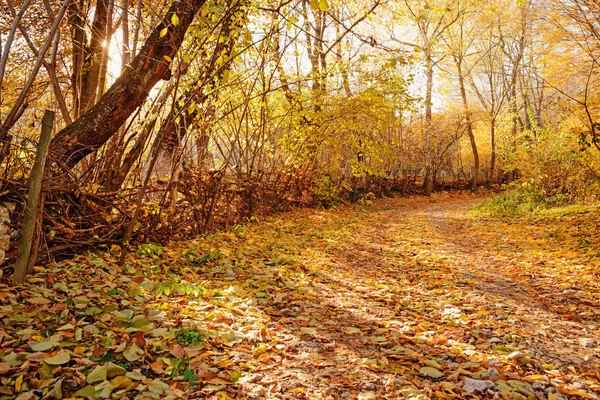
[489,117,496,185]
[49,0,208,170]
[455,54,479,189]
[14,111,54,284]
[68,0,86,119]
[423,49,434,196]
[79,0,109,113]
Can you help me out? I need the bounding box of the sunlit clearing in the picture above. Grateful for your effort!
[106,32,123,84]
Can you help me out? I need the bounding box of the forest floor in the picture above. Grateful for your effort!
[1,193,600,399]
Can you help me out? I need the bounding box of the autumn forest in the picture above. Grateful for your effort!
[0,0,599,398]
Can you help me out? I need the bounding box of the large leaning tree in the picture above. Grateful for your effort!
[48,0,209,170]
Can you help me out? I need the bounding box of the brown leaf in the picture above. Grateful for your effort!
[150,361,165,375]
[170,344,185,358]
[131,331,146,348]
[0,363,10,375]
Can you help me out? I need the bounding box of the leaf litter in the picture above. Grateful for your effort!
[0,193,598,399]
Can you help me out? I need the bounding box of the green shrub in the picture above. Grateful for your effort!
[475,183,573,217]
[500,124,600,203]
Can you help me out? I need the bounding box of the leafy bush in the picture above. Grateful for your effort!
[495,122,600,214]
[476,183,578,217]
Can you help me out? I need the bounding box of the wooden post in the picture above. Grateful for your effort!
[13,110,54,283]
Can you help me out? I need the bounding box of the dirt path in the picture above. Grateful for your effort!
[226,194,600,399]
[2,193,600,399]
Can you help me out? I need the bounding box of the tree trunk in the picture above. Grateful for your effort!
[68,0,86,119]
[96,0,114,99]
[80,0,109,113]
[49,0,209,171]
[455,55,479,190]
[489,117,496,185]
[423,49,434,196]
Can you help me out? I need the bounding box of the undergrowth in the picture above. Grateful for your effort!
[474,182,598,217]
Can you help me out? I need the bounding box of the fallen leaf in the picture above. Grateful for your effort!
[44,350,70,365]
[123,343,144,362]
[14,375,23,392]
[29,340,57,352]
[419,366,443,379]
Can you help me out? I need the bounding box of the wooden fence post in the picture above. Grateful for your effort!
[13,110,54,283]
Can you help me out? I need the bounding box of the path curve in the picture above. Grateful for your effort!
[233,194,600,399]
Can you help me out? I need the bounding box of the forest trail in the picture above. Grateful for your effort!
[242,194,600,399]
[1,193,600,399]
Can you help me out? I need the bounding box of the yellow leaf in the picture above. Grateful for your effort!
[15,375,23,392]
[217,392,234,400]
[159,27,168,38]
[171,14,179,26]
[525,374,548,381]
[163,55,172,62]
[183,54,191,63]
[188,103,196,115]
[319,0,329,11]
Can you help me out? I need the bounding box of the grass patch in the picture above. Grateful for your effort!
[473,183,595,217]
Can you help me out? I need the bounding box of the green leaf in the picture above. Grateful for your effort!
[183,366,198,384]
